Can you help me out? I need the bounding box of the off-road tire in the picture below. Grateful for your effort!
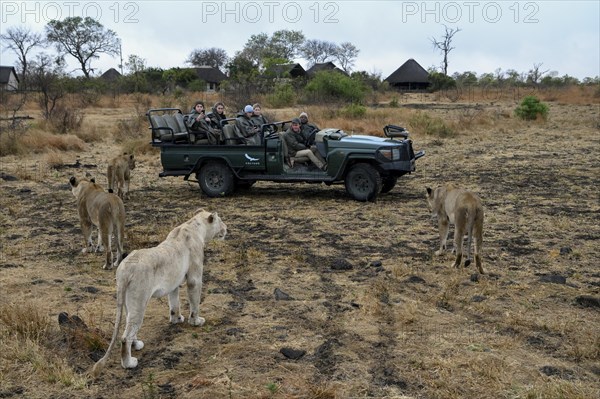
[344,163,382,202]
[197,162,235,197]
[380,176,398,194]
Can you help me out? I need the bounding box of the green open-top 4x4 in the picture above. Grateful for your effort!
[148,108,425,201]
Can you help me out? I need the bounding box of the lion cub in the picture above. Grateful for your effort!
[426,183,484,274]
[107,153,135,200]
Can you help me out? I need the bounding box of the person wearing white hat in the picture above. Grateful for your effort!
[235,104,260,144]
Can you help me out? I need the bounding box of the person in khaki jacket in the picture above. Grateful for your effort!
[284,118,326,170]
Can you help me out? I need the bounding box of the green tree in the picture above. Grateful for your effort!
[185,47,229,71]
[239,30,305,70]
[45,17,120,78]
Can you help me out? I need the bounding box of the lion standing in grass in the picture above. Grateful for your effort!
[69,176,125,270]
[91,209,227,376]
[107,153,135,200]
[426,183,485,274]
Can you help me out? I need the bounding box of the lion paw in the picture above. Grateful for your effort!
[133,340,144,351]
[170,315,184,324]
[122,356,138,369]
[435,249,444,256]
[82,248,89,254]
[102,263,112,270]
[189,316,205,327]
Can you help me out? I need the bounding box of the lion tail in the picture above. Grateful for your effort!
[91,274,128,378]
[464,207,476,267]
[107,164,115,191]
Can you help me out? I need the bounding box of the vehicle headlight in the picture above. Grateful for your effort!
[377,147,401,161]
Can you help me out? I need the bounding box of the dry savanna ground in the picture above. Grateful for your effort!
[1,88,599,399]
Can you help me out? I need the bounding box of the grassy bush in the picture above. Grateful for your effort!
[340,103,367,118]
[514,95,549,120]
[266,83,295,108]
[305,71,368,104]
[408,111,456,137]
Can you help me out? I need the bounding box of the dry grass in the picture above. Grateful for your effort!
[0,90,598,399]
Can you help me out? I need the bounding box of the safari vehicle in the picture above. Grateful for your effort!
[147,108,425,201]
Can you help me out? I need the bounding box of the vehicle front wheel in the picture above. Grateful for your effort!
[344,163,382,202]
[380,176,398,194]
[197,162,235,197]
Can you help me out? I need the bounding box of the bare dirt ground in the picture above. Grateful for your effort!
[1,98,599,399]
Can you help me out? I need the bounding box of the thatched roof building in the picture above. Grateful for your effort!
[194,66,228,91]
[384,59,429,90]
[306,62,347,77]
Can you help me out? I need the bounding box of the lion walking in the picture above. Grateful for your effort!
[69,176,125,269]
[107,153,135,200]
[426,183,484,274]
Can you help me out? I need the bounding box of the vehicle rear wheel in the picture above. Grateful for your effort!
[344,163,382,202]
[380,176,398,194]
[197,162,235,197]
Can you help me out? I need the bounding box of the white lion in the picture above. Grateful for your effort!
[91,209,227,376]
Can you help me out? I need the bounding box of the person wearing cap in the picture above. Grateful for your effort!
[235,104,260,144]
[299,112,320,145]
[284,118,326,171]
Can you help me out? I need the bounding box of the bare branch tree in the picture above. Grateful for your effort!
[334,42,360,73]
[527,62,550,86]
[300,39,338,66]
[430,25,461,76]
[0,26,44,88]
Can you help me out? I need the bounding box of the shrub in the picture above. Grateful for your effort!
[305,71,368,104]
[266,83,295,108]
[340,103,367,118]
[408,112,456,137]
[514,95,549,120]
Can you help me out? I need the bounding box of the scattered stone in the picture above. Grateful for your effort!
[559,247,573,256]
[370,260,382,267]
[81,286,99,294]
[58,312,88,331]
[280,347,306,360]
[404,275,426,284]
[274,288,292,301]
[471,295,487,303]
[226,328,243,336]
[539,365,574,380]
[0,172,18,181]
[539,274,567,284]
[575,295,600,309]
[331,258,353,271]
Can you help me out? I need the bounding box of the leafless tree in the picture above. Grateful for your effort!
[430,25,461,76]
[334,42,360,73]
[0,26,44,88]
[527,62,550,85]
[30,53,66,120]
[300,39,338,66]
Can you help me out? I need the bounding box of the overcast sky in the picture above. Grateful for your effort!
[1,1,599,80]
